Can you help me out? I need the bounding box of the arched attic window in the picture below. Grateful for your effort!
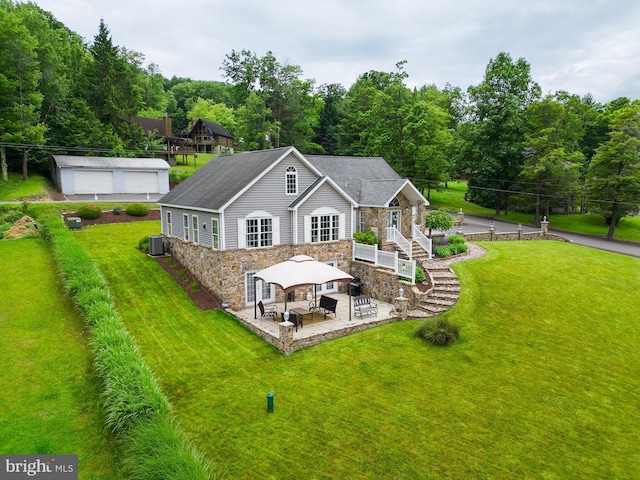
[388,196,400,208]
[285,166,297,195]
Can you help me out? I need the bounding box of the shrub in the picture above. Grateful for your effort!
[353,230,378,245]
[77,204,102,220]
[415,265,426,283]
[447,235,466,244]
[449,243,468,255]
[126,203,149,217]
[414,318,460,346]
[434,245,452,258]
[139,236,150,254]
[113,207,122,215]
[169,171,190,185]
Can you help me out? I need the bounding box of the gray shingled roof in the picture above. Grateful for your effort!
[306,155,405,206]
[158,147,291,211]
[53,155,169,170]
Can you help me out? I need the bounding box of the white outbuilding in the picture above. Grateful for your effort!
[51,155,170,195]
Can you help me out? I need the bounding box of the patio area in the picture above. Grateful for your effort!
[227,293,402,353]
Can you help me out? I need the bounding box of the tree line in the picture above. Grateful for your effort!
[1,1,638,237]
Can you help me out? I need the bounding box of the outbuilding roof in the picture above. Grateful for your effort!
[52,155,170,170]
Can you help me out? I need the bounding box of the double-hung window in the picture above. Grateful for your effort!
[304,208,345,243]
[211,219,219,249]
[247,218,273,248]
[166,211,172,235]
[192,216,199,244]
[311,214,340,242]
[238,212,279,249]
[183,214,189,241]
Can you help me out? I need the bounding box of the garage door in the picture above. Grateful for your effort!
[124,171,158,193]
[73,170,114,194]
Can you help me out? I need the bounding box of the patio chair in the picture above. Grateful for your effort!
[258,301,278,321]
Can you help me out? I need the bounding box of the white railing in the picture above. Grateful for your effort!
[352,241,416,284]
[377,250,397,270]
[397,259,416,282]
[386,226,412,259]
[412,224,432,259]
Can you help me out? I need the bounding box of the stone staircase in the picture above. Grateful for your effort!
[415,264,461,317]
[382,239,461,317]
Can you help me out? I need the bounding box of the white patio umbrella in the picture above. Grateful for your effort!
[253,254,354,320]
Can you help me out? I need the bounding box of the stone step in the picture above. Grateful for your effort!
[429,292,459,300]
[417,304,450,315]
[421,297,457,307]
[433,278,460,287]
[432,286,461,294]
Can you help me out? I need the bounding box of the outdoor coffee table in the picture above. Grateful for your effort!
[290,308,312,327]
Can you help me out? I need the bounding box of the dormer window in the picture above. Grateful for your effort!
[286,166,297,195]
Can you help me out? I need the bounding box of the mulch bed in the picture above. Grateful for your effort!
[152,255,223,310]
[62,209,161,226]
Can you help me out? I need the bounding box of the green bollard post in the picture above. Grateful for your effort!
[267,393,274,413]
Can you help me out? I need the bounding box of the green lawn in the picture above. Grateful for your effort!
[0,237,120,479]
[0,173,50,201]
[429,180,640,243]
[74,221,640,479]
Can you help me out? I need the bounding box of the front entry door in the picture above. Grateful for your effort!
[387,209,402,231]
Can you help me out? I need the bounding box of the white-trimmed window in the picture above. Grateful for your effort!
[238,211,280,249]
[285,166,297,195]
[183,213,189,241]
[166,211,172,235]
[245,271,274,305]
[359,210,366,232]
[192,215,199,244]
[304,207,345,243]
[211,218,219,249]
[313,215,339,242]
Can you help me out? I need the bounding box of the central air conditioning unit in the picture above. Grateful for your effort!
[149,235,164,256]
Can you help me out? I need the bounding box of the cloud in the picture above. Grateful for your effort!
[33,0,640,101]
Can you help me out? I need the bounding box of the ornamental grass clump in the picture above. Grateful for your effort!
[434,245,452,258]
[38,214,211,479]
[447,235,466,244]
[414,318,460,346]
[449,243,468,255]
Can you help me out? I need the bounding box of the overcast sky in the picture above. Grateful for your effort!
[34,0,640,103]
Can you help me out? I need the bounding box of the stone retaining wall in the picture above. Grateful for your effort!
[164,237,352,310]
[350,260,416,306]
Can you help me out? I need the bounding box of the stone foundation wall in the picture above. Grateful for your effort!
[163,237,352,310]
[350,260,416,307]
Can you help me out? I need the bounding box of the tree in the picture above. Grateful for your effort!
[465,52,541,215]
[314,83,346,154]
[520,94,584,224]
[0,2,46,180]
[586,104,640,239]
[82,19,142,147]
[424,208,454,237]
